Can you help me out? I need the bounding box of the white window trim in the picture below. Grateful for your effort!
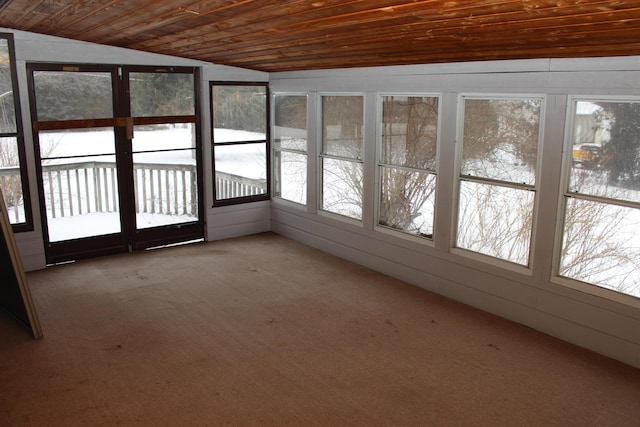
[451,93,546,274]
[373,92,442,245]
[271,91,309,208]
[550,95,640,307]
[317,92,366,223]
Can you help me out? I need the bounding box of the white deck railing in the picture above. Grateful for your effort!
[1,163,267,224]
[215,171,267,199]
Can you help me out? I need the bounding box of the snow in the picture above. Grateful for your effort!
[213,128,267,179]
[47,212,120,241]
[37,127,264,242]
[48,211,197,242]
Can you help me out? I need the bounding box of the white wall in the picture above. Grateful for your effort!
[4,27,638,368]
[2,28,270,269]
[269,57,640,368]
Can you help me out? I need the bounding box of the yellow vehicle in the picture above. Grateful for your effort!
[572,144,602,167]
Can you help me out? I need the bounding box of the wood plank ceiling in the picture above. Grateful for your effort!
[1,0,639,72]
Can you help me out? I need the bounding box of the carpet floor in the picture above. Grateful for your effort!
[1,232,639,426]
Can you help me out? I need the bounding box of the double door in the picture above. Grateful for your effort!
[28,64,203,264]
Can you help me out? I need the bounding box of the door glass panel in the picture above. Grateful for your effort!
[132,124,199,229]
[39,128,120,242]
[129,72,195,117]
[33,71,113,121]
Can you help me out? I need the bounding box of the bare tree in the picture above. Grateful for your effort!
[456,182,533,265]
[560,169,640,296]
[321,96,363,219]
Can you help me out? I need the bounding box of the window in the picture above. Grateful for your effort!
[0,33,32,231]
[320,95,364,220]
[556,98,640,299]
[211,82,269,205]
[455,95,543,267]
[378,94,439,239]
[272,94,307,205]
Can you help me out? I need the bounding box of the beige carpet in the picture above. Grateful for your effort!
[1,232,639,426]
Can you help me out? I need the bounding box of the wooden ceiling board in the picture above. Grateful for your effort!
[173,7,640,58]
[164,12,640,69]
[83,0,272,45]
[124,0,410,51]
[1,0,639,72]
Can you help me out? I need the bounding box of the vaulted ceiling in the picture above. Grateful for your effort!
[1,0,639,72]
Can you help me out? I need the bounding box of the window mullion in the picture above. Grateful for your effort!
[460,175,535,192]
[320,153,363,163]
[566,192,640,211]
[276,147,307,156]
[379,162,435,175]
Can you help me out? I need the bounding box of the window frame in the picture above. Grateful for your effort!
[374,92,441,243]
[452,93,546,273]
[318,92,365,223]
[271,92,308,207]
[552,95,640,305]
[210,81,270,207]
[0,33,33,232]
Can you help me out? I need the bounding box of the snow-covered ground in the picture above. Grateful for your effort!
[36,126,266,242]
[47,211,197,242]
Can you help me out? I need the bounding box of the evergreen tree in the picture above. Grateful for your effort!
[599,102,640,185]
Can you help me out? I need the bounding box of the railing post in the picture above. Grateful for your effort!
[173,170,178,215]
[150,169,155,214]
[84,168,90,213]
[141,168,148,213]
[94,167,101,212]
[75,170,82,215]
[190,170,197,214]
[57,170,64,217]
[182,171,187,215]
[66,170,73,216]
[133,167,139,214]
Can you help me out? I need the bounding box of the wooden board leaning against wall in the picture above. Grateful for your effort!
[0,186,42,339]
